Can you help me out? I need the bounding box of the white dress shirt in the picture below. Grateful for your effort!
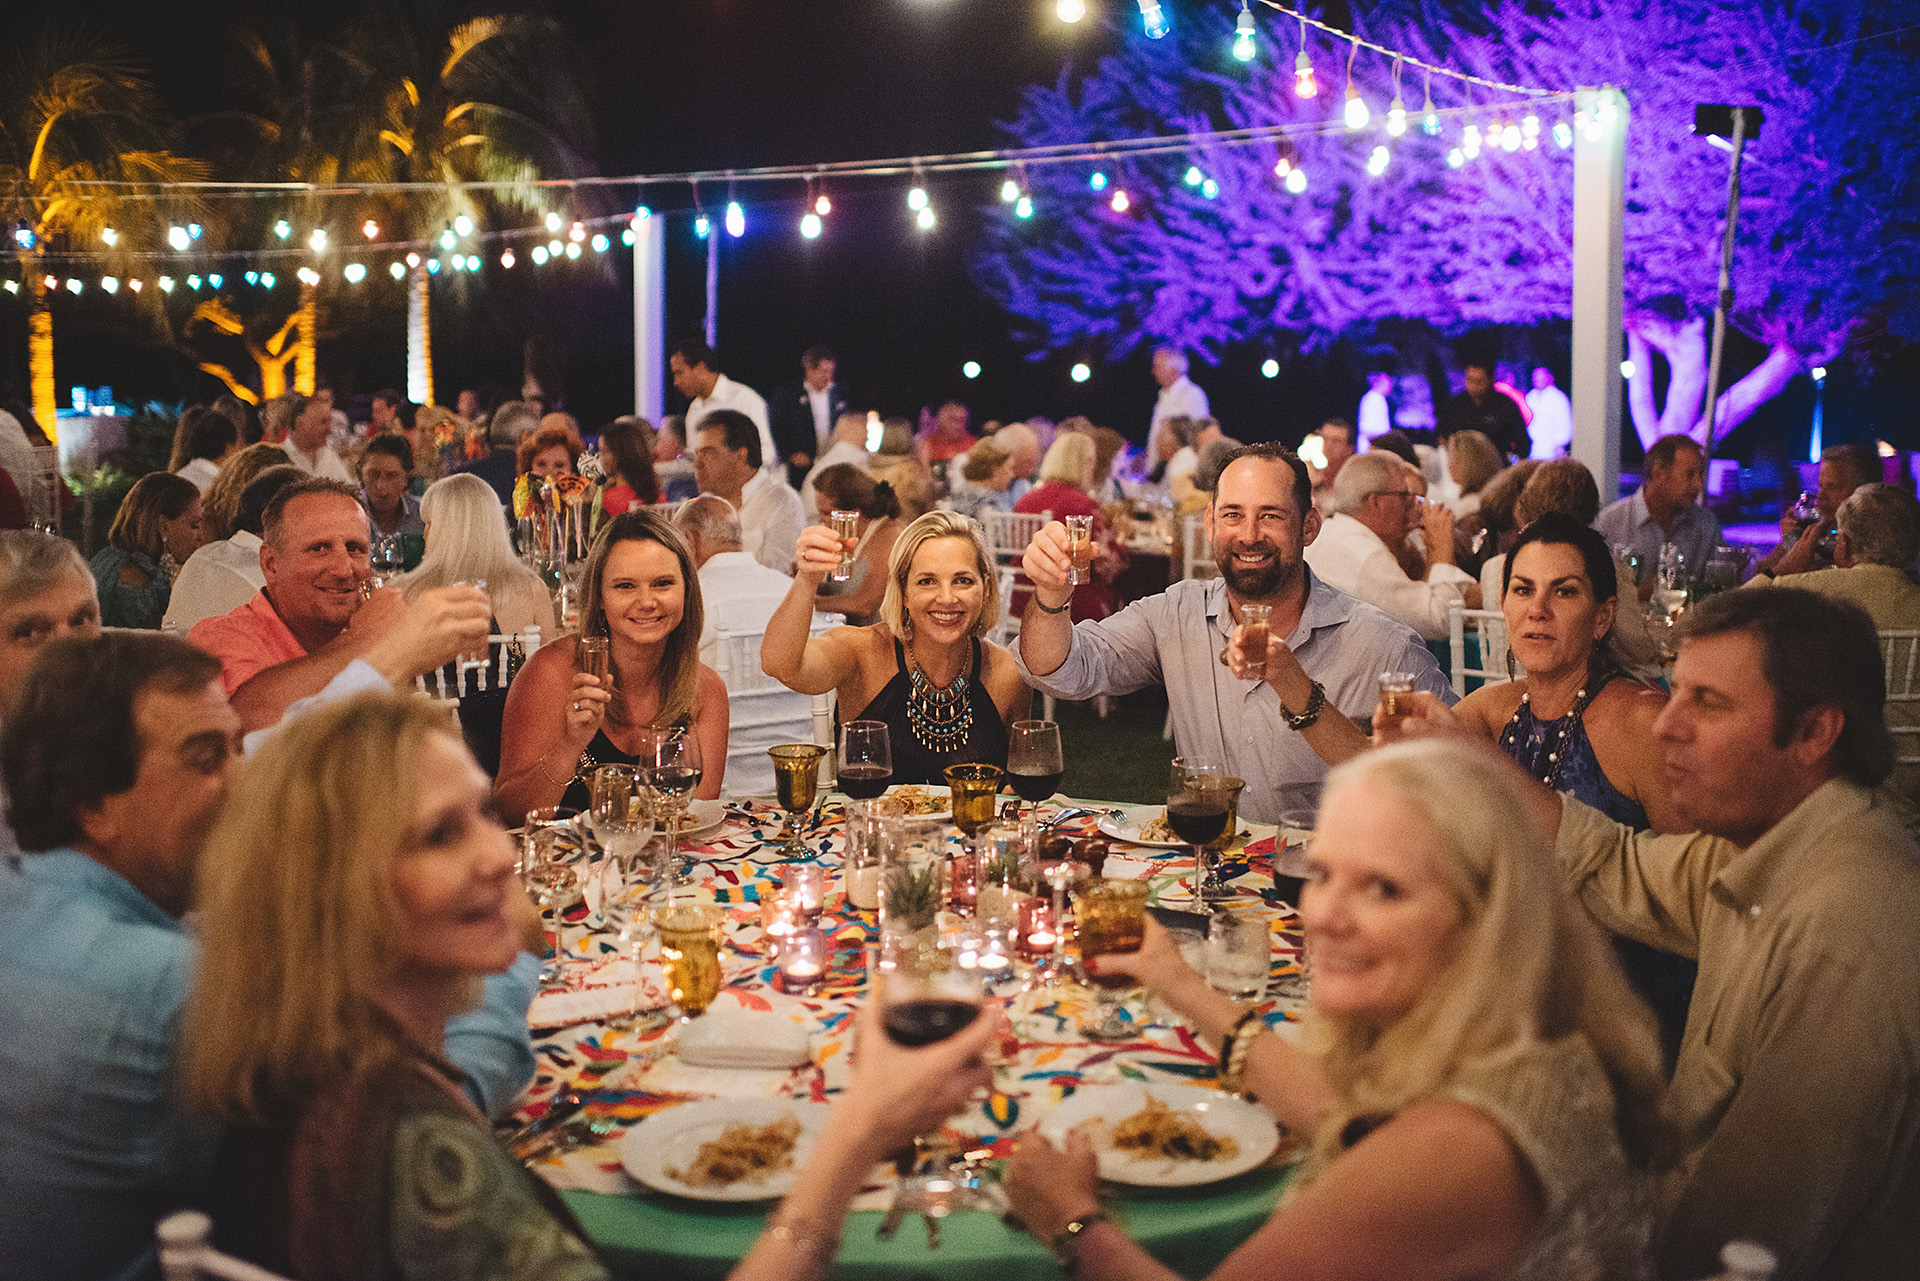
[735,470,807,574]
[174,457,220,494]
[806,385,834,454]
[1525,384,1575,459]
[688,374,775,475]
[695,551,795,667]
[1304,512,1474,640]
[279,439,354,483]
[1150,374,1209,443]
[162,531,267,632]
[1357,388,1393,444]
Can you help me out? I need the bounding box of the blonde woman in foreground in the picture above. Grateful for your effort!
[1006,738,1671,1281]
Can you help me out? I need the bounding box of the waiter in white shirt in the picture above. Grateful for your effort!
[1524,367,1575,459]
[671,337,775,476]
[1147,347,1209,464]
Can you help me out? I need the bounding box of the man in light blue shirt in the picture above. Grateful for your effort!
[1016,443,1452,824]
[0,633,539,1281]
[1593,433,1721,596]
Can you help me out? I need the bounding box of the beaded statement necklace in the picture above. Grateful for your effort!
[905,644,973,753]
[1498,683,1597,789]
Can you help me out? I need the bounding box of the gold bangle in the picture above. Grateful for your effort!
[536,748,573,788]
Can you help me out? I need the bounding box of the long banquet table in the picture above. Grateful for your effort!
[513,794,1308,1279]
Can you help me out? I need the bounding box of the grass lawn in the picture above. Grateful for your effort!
[1052,688,1180,806]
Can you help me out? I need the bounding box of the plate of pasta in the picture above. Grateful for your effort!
[1097,806,1186,849]
[621,1098,832,1201]
[1039,1083,1287,1186]
[876,784,951,820]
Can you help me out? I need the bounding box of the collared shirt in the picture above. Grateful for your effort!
[1557,782,1920,1281]
[163,532,267,633]
[362,488,425,540]
[174,456,221,494]
[0,849,539,1281]
[278,439,355,483]
[1014,574,1453,824]
[806,384,833,452]
[1303,511,1476,641]
[735,470,807,574]
[185,588,309,696]
[696,551,794,668]
[1593,488,1722,578]
[688,373,775,476]
[1150,374,1209,443]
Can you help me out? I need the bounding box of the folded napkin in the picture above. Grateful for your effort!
[675,1009,814,1070]
[529,984,651,1030]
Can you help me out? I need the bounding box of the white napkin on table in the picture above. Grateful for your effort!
[674,1008,814,1070]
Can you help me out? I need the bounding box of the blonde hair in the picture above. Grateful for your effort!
[576,510,704,729]
[1037,431,1096,492]
[202,442,296,540]
[182,694,462,1121]
[403,473,553,630]
[1305,740,1670,1172]
[878,510,1000,641]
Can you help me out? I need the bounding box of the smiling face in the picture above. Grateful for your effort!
[902,536,985,644]
[0,571,100,703]
[1300,778,1466,1026]
[262,493,371,635]
[1502,541,1614,680]
[1206,456,1315,603]
[386,731,522,986]
[528,444,572,479]
[600,537,686,649]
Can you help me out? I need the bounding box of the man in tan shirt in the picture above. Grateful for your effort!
[1551,587,1920,1279]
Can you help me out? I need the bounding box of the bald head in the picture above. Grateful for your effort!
[672,494,743,567]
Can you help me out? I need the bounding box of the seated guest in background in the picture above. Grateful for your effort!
[1403,587,1920,1279]
[809,464,903,628]
[1754,442,1886,579]
[1307,416,1358,517]
[183,694,591,1279]
[918,398,978,464]
[276,393,354,482]
[994,420,1041,504]
[198,441,291,543]
[695,408,807,573]
[673,494,794,667]
[1016,432,1126,623]
[164,464,301,634]
[496,511,729,819]
[763,510,1028,785]
[453,398,540,505]
[799,411,875,515]
[409,403,461,484]
[1006,739,1670,1280]
[0,637,539,1281]
[357,433,424,551]
[0,530,100,857]
[91,472,204,629]
[653,414,699,501]
[596,415,660,517]
[1305,450,1480,640]
[945,435,1019,525]
[1153,414,1198,490]
[867,416,937,520]
[517,417,585,480]
[187,479,492,730]
[402,473,556,638]
[1190,434,1245,504]
[1167,416,1225,512]
[1019,444,1449,823]
[1089,424,1129,506]
[1594,433,1718,596]
[172,407,240,494]
[1443,428,1503,519]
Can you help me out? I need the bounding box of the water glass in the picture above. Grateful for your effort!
[456,578,490,674]
[655,902,725,1020]
[844,796,904,912]
[1207,911,1272,1000]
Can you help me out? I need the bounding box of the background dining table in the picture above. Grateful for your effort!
[513,794,1309,1279]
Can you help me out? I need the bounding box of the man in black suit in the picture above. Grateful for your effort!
[768,345,849,491]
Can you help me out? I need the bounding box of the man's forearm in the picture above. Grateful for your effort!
[1018,595,1075,677]
[227,636,370,731]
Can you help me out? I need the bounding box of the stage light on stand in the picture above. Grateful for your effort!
[1232,3,1256,62]
[245,271,259,285]
[1137,0,1169,39]
[2,280,15,294]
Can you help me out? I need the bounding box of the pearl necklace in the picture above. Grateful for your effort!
[1498,685,1594,789]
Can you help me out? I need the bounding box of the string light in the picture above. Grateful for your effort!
[1386,56,1407,136]
[1232,2,1257,62]
[1070,362,1091,382]
[406,252,421,268]
[100,227,118,247]
[363,219,380,239]
[916,204,936,231]
[907,184,928,211]
[501,249,516,267]
[564,241,581,259]
[1089,171,1108,191]
[1366,145,1390,177]
[158,276,174,292]
[530,245,549,265]
[1462,118,1482,159]
[1421,69,1441,135]
[1184,165,1204,187]
[426,259,440,274]
[1343,39,1369,130]
[168,225,190,251]
[1015,192,1034,218]
[101,276,118,293]
[591,232,610,252]
[188,223,202,241]
[390,261,406,278]
[568,220,586,243]
[245,270,258,285]
[260,272,275,289]
[1200,177,1219,199]
[1284,166,1307,194]
[963,360,982,379]
[1057,0,1086,21]
[548,238,562,256]
[800,211,823,239]
[207,273,222,288]
[439,223,457,250]
[344,263,366,283]
[1,281,13,294]
[544,212,563,234]
[724,201,745,237]
[308,228,327,252]
[1000,177,1020,203]
[694,215,710,239]
[1262,358,1280,378]
[128,278,141,292]
[1137,0,1170,40]
[1501,119,1522,151]
[814,192,831,216]
[1553,120,1574,149]
[67,278,82,294]
[1109,188,1131,212]
[1294,18,1317,97]
[453,213,474,237]
[13,224,35,250]
[187,274,202,289]
[1448,147,1466,167]
[273,219,291,240]
[296,267,320,285]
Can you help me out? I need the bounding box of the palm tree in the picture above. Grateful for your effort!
[334,5,594,405]
[0,33,206,440]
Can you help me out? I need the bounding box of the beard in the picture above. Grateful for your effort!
[1215,538,1299,600]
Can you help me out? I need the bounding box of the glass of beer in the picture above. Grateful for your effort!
[655,902,725,1021]
[1064,514,1095,586]
[769,744,828,857]
[1376,670,1417,737]
[1236,604,1272,681]
[829,510,860,582]
[1073,877,1150,1038]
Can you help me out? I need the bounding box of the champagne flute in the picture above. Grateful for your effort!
[1169,758,1232,905]
[1006,719,1064,818]
[837,720,893,801]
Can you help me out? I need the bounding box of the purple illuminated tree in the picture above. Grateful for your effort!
[975,1,1920,447]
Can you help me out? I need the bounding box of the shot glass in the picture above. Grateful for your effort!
[1237,603,1272,681]
[829,510,860,582]
[1064,514,1095,586]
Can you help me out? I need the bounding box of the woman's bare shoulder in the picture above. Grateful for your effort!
[1590,676,1668,728]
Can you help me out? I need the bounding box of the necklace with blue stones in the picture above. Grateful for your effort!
[906,643,972,754]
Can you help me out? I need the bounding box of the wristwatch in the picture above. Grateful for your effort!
[1278,678,1326,731]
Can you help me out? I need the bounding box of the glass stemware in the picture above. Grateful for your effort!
[837,719,893,802]
[1073,877,1149,1039]
[640,727,703,896]
[1169,758,1233,905]
[520,806,582,989]
[601,834,671,1028]
[1005,719,1064,817]
[769,743,829,857]
[654,901,725,1023]
[876,927,992,1214]
[369,533,404,587]
[1021,859,1089,992]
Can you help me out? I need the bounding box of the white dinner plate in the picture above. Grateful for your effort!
[874,784,951,821]
[1097,806,1185,850]
[674,799,727,842]
[620,1098,832,1201]
[1038,1082,1282,1187]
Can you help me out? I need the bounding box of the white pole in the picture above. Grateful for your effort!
[631,210,665,421]
[1570,86,1628,502]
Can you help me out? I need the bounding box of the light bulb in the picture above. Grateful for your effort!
[1057,0,1085,21]
[1014,194,1034,218]
[548,239,562,256]
[564,241,581,259]
[1501,122,1522,151]
[1070,362,1091,383]
[453,214,474,237]
[1110,189,1131,213]
[187,274,202,289]
[168,225,190,251]
[67,278,82,294]
[296,267,320,285]
[621,228,634,245]
[1200,178,1219,199]
[1285,167,1307,194]
[309,228,328,252]
[530,245,549,265]
[158,276,174,292]
[1620,359,1635,379]
[207,273,222,288]
[1366,145,1390,177]
[1553,121,1573,149]
[1000,177,1020,203]
[1422,109,1441,136]
[916,206,936,231]
[501,249,517,267]
[963,361,982,379]
[260,272,275,289]
[1462,124,1482,158]
[1274,156,1291,176]
[1089,171,1108,191]
[1232,4,1256,62]
[694,216,710,240]
[101,276,118,293]
[245,270,259,285]
[800,212,822,239]
[1294,50,1317,97]
[406,252,421,268]
[591,233,609,252]
[907,185,928,211]
[568,221,586,243]
[2,281,14,294]
[426,259,439,274]
[815,193,832,216]
[1344,86,1370,130]
[1522,114,1540,138]
[1447,148,1466,168]
[187,223,202,240]
[1386,96,1407,136]
[12,225,34,250]
[273,219,291,240]
[1262,358,1280,378]
[725,202,745,237]
[363,219,380,240]
[1184,165,1204,187]
[344,263,366,283]
[100,227,118,247]
[439,225,457,250]
[128,278,142,292]
[1137,0,1170,39]
[545,212,563,234]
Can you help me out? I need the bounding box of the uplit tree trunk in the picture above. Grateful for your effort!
[294,277,318,395]
[1626,311,1808,451]
[407,260,433,406]
[26,273,56,443]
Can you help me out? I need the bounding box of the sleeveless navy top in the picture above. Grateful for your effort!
[848,639,1010,786]
[1499,676,1650,831]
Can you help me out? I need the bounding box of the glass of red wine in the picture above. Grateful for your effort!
[838,719,893,803]
[877,928,989,1201]
[1169,758,1233,905]
[1006,719,1064,819]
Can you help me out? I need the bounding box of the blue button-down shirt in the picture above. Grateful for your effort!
[1014,573,1455,824]
[0,849,538,1281]
[1593,489,1722,583]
